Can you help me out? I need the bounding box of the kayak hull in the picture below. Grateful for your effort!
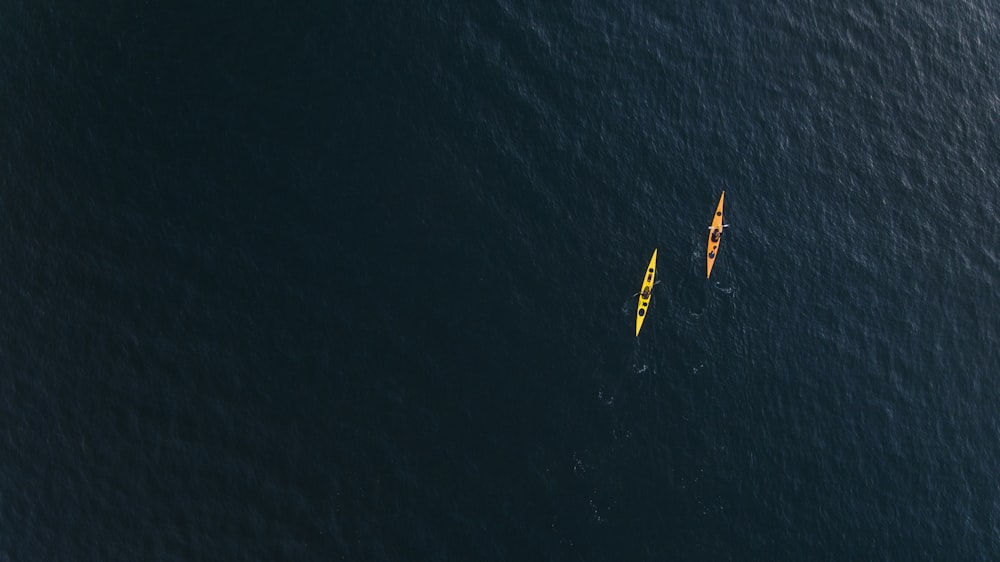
[635,249,657,336]
[706,192,725,278]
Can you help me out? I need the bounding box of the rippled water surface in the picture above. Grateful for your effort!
[1,0,999,559]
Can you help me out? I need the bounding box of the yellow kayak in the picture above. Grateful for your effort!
[706,191,725,278]
[635,248,657,336]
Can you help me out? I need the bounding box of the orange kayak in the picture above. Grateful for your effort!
[706,192,725,278]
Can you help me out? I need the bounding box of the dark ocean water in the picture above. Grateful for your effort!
[2,0,1000,560]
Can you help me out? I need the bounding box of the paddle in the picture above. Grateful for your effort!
[628,279,662,299]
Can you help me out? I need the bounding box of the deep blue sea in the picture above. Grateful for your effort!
[2,0,999,560]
